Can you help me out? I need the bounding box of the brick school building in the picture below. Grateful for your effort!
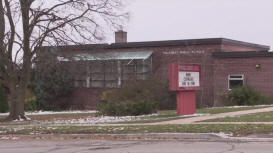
[43,31,273,109]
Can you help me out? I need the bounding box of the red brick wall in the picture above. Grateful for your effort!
[55,43,270,109]
[107,45,220,107]
[58,44,220,109]
[213,57,273,106]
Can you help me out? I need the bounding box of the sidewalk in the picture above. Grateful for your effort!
[150,106,273,125]
[102,106,273,126]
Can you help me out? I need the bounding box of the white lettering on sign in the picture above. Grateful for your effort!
[179,72,200,87]
[163,50,205,55]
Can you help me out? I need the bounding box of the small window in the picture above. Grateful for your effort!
[228,74,244,89]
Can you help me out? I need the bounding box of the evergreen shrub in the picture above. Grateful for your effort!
[224,86,271,106]
[0,88,9,113]
[98,78,176,116]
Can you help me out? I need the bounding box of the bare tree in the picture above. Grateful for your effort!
[0,0,128,120]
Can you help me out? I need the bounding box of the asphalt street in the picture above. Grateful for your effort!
[0,139,273,153]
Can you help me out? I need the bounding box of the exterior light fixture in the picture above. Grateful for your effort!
[256,64,261,69]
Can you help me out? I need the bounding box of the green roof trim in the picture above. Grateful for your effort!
[73,51,153,61]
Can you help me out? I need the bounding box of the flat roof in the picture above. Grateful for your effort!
[108,38,270,51]
[213,51,273,58]
[43,38,270,52]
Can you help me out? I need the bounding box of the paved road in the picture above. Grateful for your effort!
[1,139,273,153]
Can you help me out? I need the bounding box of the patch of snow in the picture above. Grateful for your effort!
[215,132,233,138]
[0,110,97,116]
[12,127,26,132]
[13,116,25,122]
[0,113,8,116]
[11,137,19,140]
[47,114,157,125]
[25,110,97,115]
[0,131,7,134]
[25,116,31,121]
[181,113,209,117]
[0,136,10,140]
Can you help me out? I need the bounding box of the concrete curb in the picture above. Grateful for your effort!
[87,133,273,142]
[90,133,224,141]
[2,133,273,142]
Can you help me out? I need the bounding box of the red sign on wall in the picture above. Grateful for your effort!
[169,63,201,91]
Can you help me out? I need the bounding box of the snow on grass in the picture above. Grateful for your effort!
[13,115,32,122]
[12,127,26,132]
[46,114,158,125]
[181,113,209,118]
[1,104,272,117]
[26,110,97,115]
[0,131,7,134]
[0,136,10,140]
[43,113,209,125]
[0,110,97,116]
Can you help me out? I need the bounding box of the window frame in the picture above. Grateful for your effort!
[87,58,152,88]
[228,74,244,90]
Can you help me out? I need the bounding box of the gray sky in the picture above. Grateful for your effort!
[109,0,273,50]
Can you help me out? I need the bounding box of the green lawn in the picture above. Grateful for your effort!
[0,106,270,125]
[0,112,96,125]
[29,113,96,121]
[108,106,271,124]
[159,106,269,117]
[1,106,273,136]
[203,111,273,122]
[196,106,268,114]
[1,124,273,136]
[114,110,181,124]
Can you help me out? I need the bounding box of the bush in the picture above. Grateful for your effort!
[30,53,74,110]
[0,88,9,113]
[98,78,176,116]
[225,86,270,106]
[25,100,41,111]
[97,101,157,116]
[101,78,176,110]
[23,89,41,111]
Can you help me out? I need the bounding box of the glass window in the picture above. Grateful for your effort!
[73,55,152,88]
[91,81,104,88]
[228,75,244,89]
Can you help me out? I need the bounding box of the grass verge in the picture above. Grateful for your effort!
[116,106,271,124]
[1,124,273,136]
[114,110,180,124]
[0,113,96,121]
[0,106,270,125]
[196,106,268,114]
[203,111,273,122]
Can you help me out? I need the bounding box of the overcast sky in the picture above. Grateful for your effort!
[108,0,273,50]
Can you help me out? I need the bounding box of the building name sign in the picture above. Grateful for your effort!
[169,63,201,91]
[163,50,205,55]
[179,72,200,87]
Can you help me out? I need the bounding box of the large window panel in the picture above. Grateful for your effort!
[91,74,105,81]
[105,61,118,73]
[91,81,104,88]
[228,74,244,89]
[105,81,118,88]
[105,74,117,81]
[70,51,153,88]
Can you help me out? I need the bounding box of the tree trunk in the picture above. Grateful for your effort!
[6,86,27,121]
